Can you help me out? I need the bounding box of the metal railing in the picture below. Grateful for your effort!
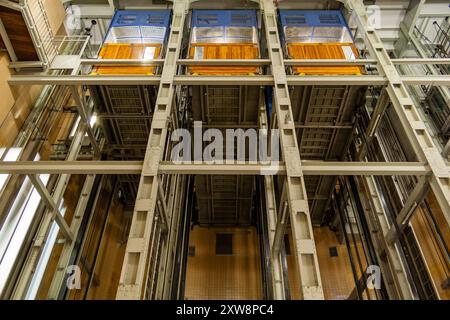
[22,0,58,66]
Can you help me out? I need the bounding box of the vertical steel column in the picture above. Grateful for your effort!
[259,92,285,300]
[158,175,186,299]
[46,174,97,299]
[360,176,415,299]
[116,0,187,300]
[394,0,426,56]
[260,0,324,300]
[347,0,450,227]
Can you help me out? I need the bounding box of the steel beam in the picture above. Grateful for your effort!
[0,160,435,176]
[443,139,450,159]
[385,176,430,245]
[178,59,271,66]
[401,76,450,86]
[261,0,323,300]
[259,92,286,299]
[360,176,414,299]
[272,189,288,258]
[359,89,390,159]
[80,58,165,66]
[391,58,450,65]
[0,160,142,174]
[8,61,44,69]
[285,59,377,66]
[409,33,450,104]
[0,0,21,11]
[158,163,285,175]
[0,17,18,62]
[9,74,384,86]
[299,161,430,176]
[8,75,162,85]
[395,0,426,56]
[9,74,450,87]
[157,183,169,233]
[173,75,274,85]
[46,174,96,299]
[70,86,100,156]
[28,175,73,241]
[159,161,431,176]
[347,0,450,234]
[116,0,188,300]
[44,57,450,68]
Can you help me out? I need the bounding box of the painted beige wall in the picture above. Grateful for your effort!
[0,53,42,147]
[42,0,66,35]
[0,0,66,147]
[185,226,263,300]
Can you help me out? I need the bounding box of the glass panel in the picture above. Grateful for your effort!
[192,27,226,43]
[285,26,313,43]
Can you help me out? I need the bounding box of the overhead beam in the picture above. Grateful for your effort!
[8,75,162,86]
[10,74,450,87]
[285,59,376,66]
[159,161,431,176]
[400,75,450,86]
[0,161,143,174]
[178,59,272,66]
[391,58,450,65]
[174,75,274,85]
[80,59,165,66]
[0,160,434,176]
[76,58,450,67]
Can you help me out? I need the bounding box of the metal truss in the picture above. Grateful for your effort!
[115,0,188,300]
[260,0,324,300]
[2,0,450,301]
[346,0,450,230]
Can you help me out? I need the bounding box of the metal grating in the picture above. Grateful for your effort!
[91,84,156,208]
[192,85,260,226]
[319,13,341,25]
[292,85,365,223]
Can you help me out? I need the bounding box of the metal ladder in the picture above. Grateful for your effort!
[22,0,57,65]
